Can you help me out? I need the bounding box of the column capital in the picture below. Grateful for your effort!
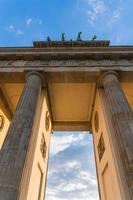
[26,71,46,87]
[98,71,120,87]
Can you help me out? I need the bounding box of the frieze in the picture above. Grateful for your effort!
[0,59,133,68]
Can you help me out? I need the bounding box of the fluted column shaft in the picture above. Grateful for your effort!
[100,71,133,198]
[0,72,43,200]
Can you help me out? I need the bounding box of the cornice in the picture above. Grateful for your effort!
[0,50,133,61]
[0,45,133,53]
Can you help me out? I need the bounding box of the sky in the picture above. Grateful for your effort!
[45,132,99,200]
[1,0,133,199]
[0,0,133,46]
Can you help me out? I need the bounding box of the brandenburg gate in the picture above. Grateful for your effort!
[0,39,133,200]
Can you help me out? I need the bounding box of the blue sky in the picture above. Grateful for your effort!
[0,0,133,46]
[46,132,99,200]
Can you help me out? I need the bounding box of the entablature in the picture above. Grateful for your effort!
[0,43,133,131]
[0,45,133,78]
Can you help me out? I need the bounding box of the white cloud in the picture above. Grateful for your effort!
[7,25,24,36]
[77,0,123,26]
[108,7,123,25]
[65,160,80,170]
[113,9,120,18]
[60,182,87,192]
[16,29,24,35]
[50,133,86,155]
[86,0,107,25]
[47,160,81,177]
[79,171,97,185]
[9,25,15,32]
[26,18,33,25]
[46,133,99,200]
[88,0,106,15]
[7,17,42,36]
[26,18,43,25]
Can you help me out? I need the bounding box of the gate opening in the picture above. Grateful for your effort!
[45,131,99,200]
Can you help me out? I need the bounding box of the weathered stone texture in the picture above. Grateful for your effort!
[0,72,42,200]
[100,71,133,199]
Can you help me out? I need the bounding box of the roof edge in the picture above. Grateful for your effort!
[33,40,110,48]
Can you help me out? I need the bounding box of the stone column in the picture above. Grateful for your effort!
[0,71,43,200]
[100,71,133,198]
